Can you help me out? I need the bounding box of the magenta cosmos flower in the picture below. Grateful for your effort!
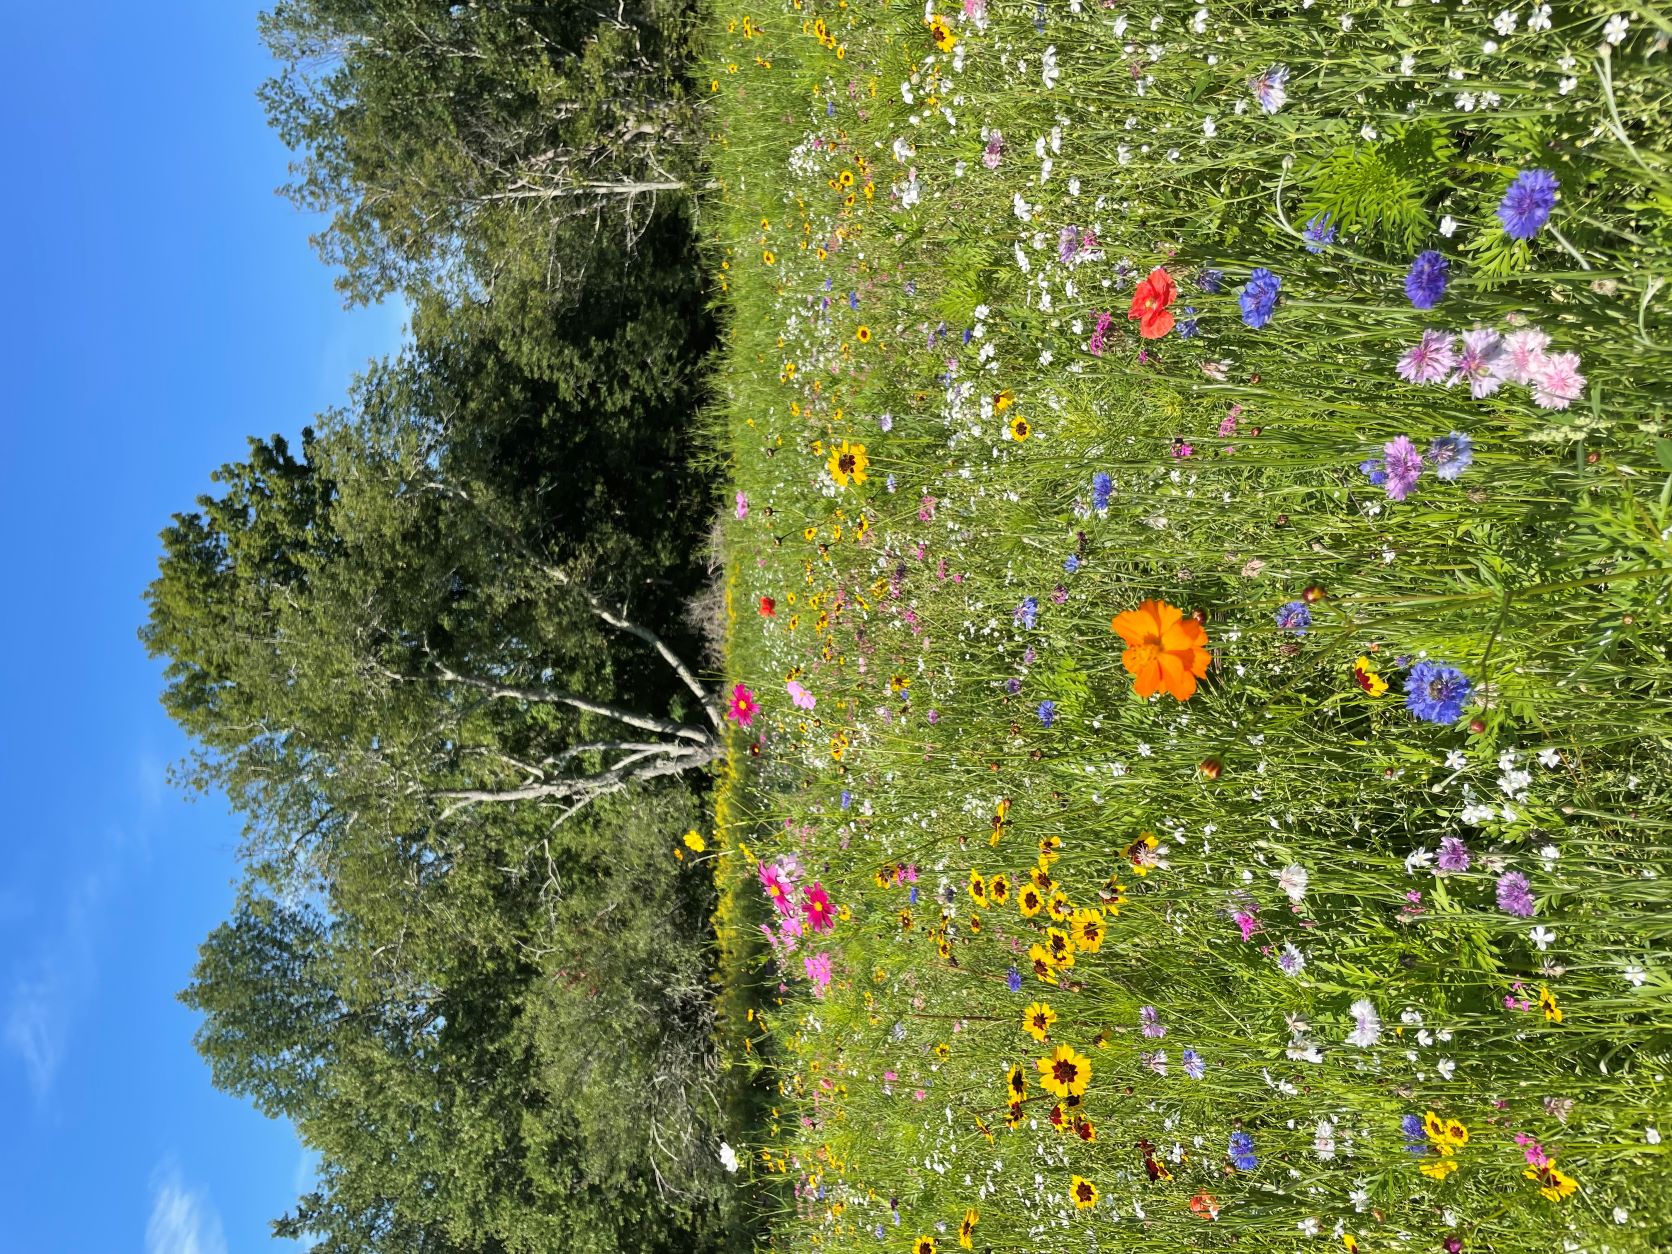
[727,682,758,725]
[802,882,836,933]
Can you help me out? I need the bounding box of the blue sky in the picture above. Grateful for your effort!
[0,4,405,1250]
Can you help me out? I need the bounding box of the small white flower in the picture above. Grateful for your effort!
[1646,1126,1661,1145]
[1203,115,1218,138]
[1493,9,1517,36]
[1349,1187,1370,1212]
[1445,747,1467,768]
[1400,52,1416,75]
[1558,76,1579,95]
[1338,13,1352,31]
[1360,123,1378,141]
[1624,964,1647,987]
[1528,5,1553,33]
[1192,7,1209,34]
[1529,925,1556,951]
[1538,747,1561,767]
[1483,39,1499,54]
[1299,1216,1321,1237]
[1604,13,1630,45]
[1437,1057,1457,1080]
[1613,1208,1630,1224]
[719,1142,740,1173]
[1405,847,1435,874]
[1457,91,1478,112]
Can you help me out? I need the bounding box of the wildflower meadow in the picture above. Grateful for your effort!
[702,2,1672,1252]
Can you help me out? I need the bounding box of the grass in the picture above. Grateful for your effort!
[700,3,1672,1251]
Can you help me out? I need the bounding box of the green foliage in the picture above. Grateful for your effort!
[1301,122,1456,252]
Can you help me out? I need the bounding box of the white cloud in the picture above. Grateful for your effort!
[147,1165,228,1254]
[3,862,109,1101]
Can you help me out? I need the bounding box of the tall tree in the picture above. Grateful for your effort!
[258,0,698,304]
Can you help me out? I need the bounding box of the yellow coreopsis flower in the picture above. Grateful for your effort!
[958,1208,978,1250]
[681,830,707,852]
[1069,1174,1098,1209]
[1021,1001,1056,1042]
[1037,1044,1091,1098]
[1071,907,1106,953]
[826,440,869,487]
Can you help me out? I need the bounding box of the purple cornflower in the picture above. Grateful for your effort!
[1139,1005,1166,1038]
[1197,268,1224,294]
[1248,63,1289,114]
[1302,211,1336,253]
[1006,964,1023,992]
[1498,169,1559,240]
[1182,1048,1206,1079]
[1401,1113,1428,1152]
[1404,250,1450,310]
[1005,677,1023,695]
[1037,699,1057,727]
[1397,330,1460,384]
[1088,309,1114,356]
[1058,225,1082,264]
[1176,307,1200,338]
[1275,600,1312,633]
[1239,267,1282,329]
[1497,871,1537,917]
[1436,835,1472,873]
[982,130,1004,170]
[1091,472,1113,511]
[1452,329,1504,398]
[1405,660,1472,724]
[1382,434,1424,501]
[1427,431,1474,481]
[840,789,853,810]
[1015,596,1039,630]
[1228,1130,1258,1171]
[1278,942,1307,975]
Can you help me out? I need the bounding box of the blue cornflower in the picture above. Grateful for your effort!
[1427,431,1474,481]
[1015,596,1039,630]
[1091,472,1113,511]
[1037,700,1057,727]
[1401,1113,1428,1153]
[1064,554,1081,573]
[1404,250,1450,310]
[1358,457,1388,487]
[826,99,836,117]
[840,789,852,810]
[1239,268,1282,329]
[1176,307,1200,338]
[1197,268,1224,294]
[1005,677,1022,695]
[1405,660,1473,725]
[1498,168,1559,240]
[849,291,859,310]
[1182,1048,1206,1080]
[1228,1130,1258,1171]
[1006,965,1023,993]
[909,886,919,905]
[1302,211,1336,253]
[1274,600,1312,633]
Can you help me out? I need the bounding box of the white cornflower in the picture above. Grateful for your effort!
[1529,925,1556,951]
[1493,9,1517,36]
[1276,864,1309,903]
[1346,999,1382,1048]
[1203,115,1217,137]
[1041,45,1060,89]
[1314,1119,1337,1160]
[1604,14,1629,45]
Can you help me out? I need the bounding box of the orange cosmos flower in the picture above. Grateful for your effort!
[1111,599,1211,701]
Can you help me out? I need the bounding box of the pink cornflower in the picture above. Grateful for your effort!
[1382,434,1424,501]
[727,682,758,726]
[1531,351,1585,409]
[1218,405,1241,438]
[1451,327,1504,398]
[1396,330,1458,384]
[1494,327,1551,384]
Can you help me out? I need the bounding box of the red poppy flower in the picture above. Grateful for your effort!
[760,596,776,616]
[1127,266,1178,339]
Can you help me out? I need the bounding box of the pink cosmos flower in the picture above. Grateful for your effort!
[803,882,836,933]
[758,862,795,916]
[727,682,758,726]
[734,489,749,520]
[787,680,816,710]
[1530,351,1585,409]
[804,951,833,993]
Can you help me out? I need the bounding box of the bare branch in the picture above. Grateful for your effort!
[435,742,719,819]
[428,663,712,743]
[540,564,723,730]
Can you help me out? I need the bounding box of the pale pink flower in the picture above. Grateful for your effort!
[1531,351,1585,409]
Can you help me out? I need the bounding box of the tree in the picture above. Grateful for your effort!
[258,0,699,304]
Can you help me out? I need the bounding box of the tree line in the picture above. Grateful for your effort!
[144,4,734,1251]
